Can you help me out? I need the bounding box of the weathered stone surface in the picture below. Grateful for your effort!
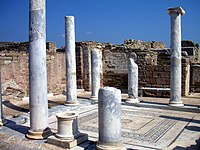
[27,0,52,139]
[0,39,198,98]
[0,68,6,126]
[97,87,123,149]
[124,39,166,50]
[90,48,101,100]
[65,16,78,105]
[168,7,185,106]
[190,64,200,93]
[126,58,139,103]
[48,133,88,149]
[55,111,80,139]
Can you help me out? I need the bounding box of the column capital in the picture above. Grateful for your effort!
[65,16,74,19]
[167,7,185,16]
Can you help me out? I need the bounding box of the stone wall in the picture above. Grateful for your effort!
[190,64,200,93]
[0,41,56,53]
[76,42,104,91]
[181,40,200,63]
[0,40,199,100]
[0,42,63,100]
[74,40,196,96]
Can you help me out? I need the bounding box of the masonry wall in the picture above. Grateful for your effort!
[0,52,67,100]
[190,64,200,93]
[0,40,198,100]
[0,42,66,100]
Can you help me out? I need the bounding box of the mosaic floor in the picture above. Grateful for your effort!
[47,103,200,149]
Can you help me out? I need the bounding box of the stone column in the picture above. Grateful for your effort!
[83,46,92,91]
[65,16,78,106]
[167,7,185,106]
[26,0,52,139]
[126,58,139,103]
[0,68,6,126]
[97,87,123,150]
[90,48,101,100]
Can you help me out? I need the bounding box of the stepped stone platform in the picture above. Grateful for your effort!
[0,92,200,149]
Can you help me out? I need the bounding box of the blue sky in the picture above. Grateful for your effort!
[0,0,199,48]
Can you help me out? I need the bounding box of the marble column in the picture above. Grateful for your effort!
[90,48,101,101]
[26,0,52,139]
[0,68,6,126]
[97,87,123,150]
[126,58,139,103]
[65,16,79,106]
[167,7,185,106]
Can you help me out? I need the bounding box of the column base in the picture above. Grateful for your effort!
[48,133,88,148]
[64,101,79,106]
[125,97,140,103]
[26,127,53,140]
[90,96,98,101]
[169,101,184,107]
[96,143,125,150]
[0,118,7,126]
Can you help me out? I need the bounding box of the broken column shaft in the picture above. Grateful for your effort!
[168,7,185,106]
[26,0,52,139]
[126,58,139,103]
[97,87,123,150]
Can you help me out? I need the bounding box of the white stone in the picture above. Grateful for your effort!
[97,87,123,150]
[55,111,80,140]
[90,48,101,101]
[167,7,185,107]
[65,16,78,106]
[126,58,139,103]
[27,0,52,139]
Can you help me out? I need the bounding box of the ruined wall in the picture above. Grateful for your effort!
[0,40,199,100]
[76,42,103,91]
[75,40,193,96]
[0,42,65,100]
[190,64,200,93]
[0,53,29,100]
[138,58,190,96]
[181,40,200,63]
[102,43,158,90]
[101,40,190,96]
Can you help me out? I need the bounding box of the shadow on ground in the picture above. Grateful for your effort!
[3,101,29,113]
[173,138,200,150]
[4,119,29,135]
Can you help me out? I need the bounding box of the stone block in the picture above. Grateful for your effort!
[47,133,88,149]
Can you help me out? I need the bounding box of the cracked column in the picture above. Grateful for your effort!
[97,87,123,150]
[26,0,52,139]
[0,68,6,126]
[167,7,185,106]
[90,48,101,101]
[126,58,139,103]
[65,16,78,106]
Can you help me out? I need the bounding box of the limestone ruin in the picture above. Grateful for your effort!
[0,3,200,149]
